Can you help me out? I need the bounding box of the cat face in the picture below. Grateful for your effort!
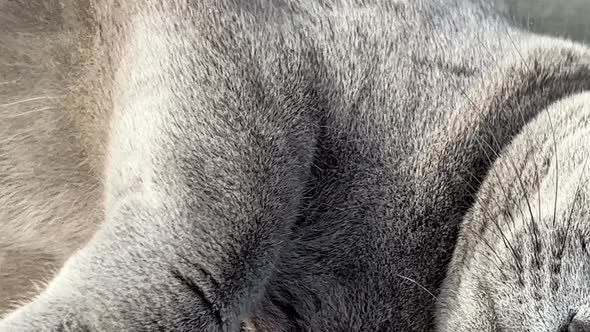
[437,93,590,332]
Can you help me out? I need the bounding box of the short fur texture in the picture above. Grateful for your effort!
[1,0,590,331]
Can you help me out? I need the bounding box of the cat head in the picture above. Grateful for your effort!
[436,92,590,332]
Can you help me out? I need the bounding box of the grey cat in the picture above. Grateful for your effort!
[2,0,590,331]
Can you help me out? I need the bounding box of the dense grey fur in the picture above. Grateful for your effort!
[2,0,590,331]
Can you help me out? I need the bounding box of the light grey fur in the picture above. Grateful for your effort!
[1,1,590,331]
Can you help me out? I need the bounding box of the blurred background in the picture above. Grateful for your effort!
[505,0,590,42]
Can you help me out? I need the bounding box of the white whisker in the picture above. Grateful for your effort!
[0,96,64,108]
[4,106,57,118]
[396,274,438,300]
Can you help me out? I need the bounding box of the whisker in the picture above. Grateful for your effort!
[395,274,438,301]
[0,95,64,108]
[503,24,533,75]
[545,109,560,229]
[3,106,57,118]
